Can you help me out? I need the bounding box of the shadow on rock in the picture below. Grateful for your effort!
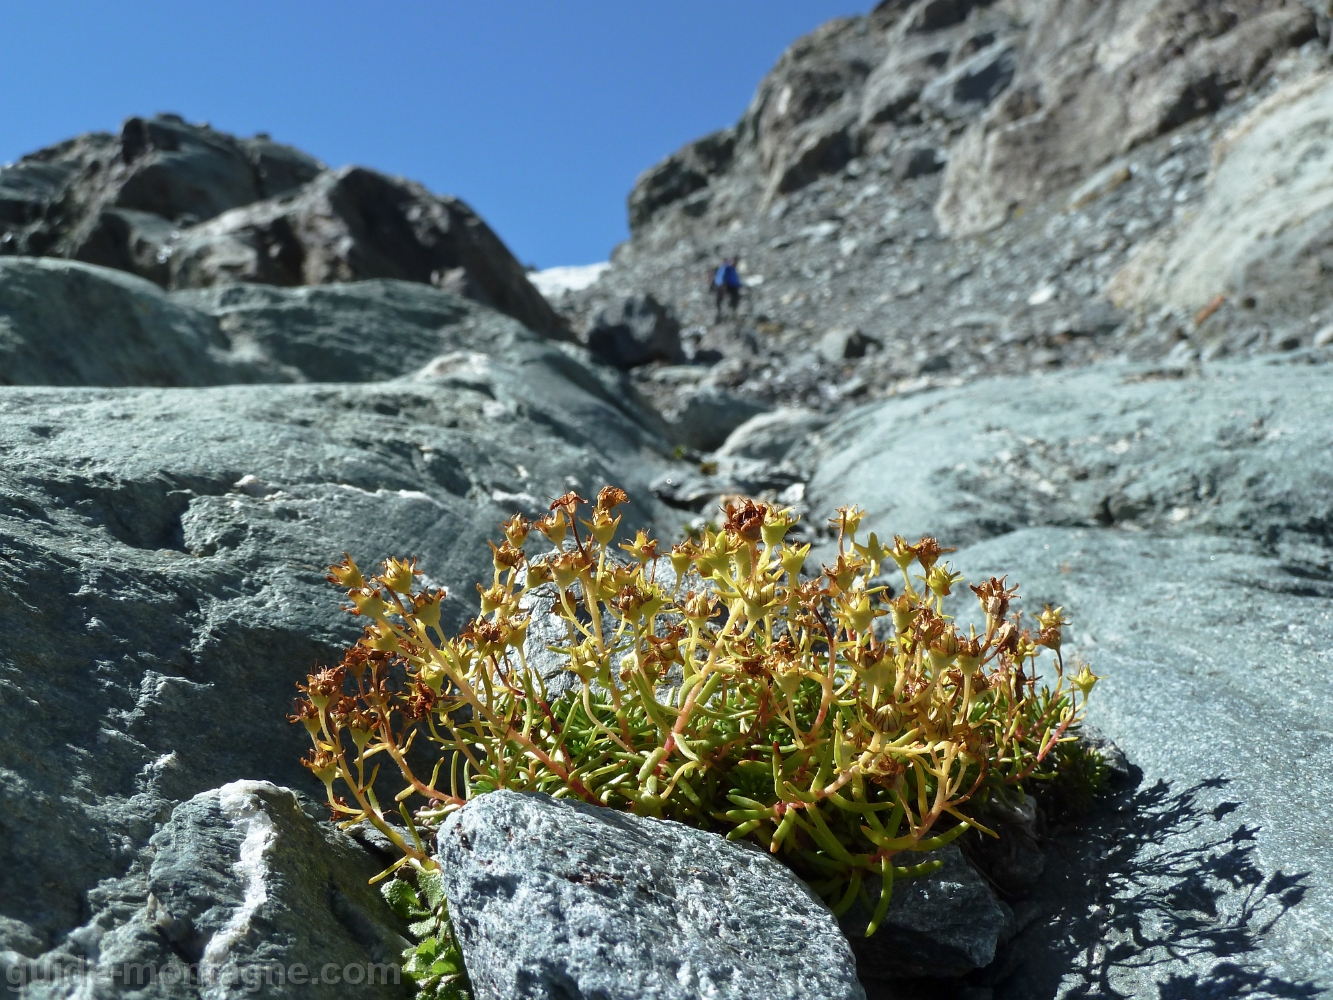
[992,776,1319,1000]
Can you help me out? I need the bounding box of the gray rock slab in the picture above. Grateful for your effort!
[1,259,585,389]
[436,790,866,1000]
[662,384,770,453]
[0,353,672,977]
[794,354,1333,993]
[951,528,1333,998]
[799,359,1333,551]
[175,278,492,383]
[0,258,248,386]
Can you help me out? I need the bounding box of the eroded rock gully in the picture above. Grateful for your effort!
[2,1,1332,996]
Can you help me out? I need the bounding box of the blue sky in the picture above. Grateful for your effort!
[0,2,871,268]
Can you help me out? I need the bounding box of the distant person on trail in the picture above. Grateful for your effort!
[713,258,742,320]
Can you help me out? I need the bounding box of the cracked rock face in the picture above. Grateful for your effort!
[436,790,867,1000]
[1,781,410,999]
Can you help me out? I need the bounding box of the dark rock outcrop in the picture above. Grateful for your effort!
[0,114,566,338]
[585,292,684,368]
[844,845,1011,982]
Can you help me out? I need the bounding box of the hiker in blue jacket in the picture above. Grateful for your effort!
[713,258,742,320]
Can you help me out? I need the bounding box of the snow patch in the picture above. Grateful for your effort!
[529,263,609,298]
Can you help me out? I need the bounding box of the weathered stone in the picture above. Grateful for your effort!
[661,384,770,452]
[0,258,251,386]
[794,355,1333,992]
[0,272,675,984]
[0,114,321,267]
[936,1,1317,236]
[436,790,866,1000]
[80,782,408,999]
[799,359,1333,550]
[585,293,684,368]
[919,41,1017,120]
[0,259,582,388]
[627,129,736,233]
[0,115,564,339]
[890,145,946,180]
[1108,71,1333,325]
[818,325,880,362]
[843,845,1011,982]
[958,528,1333,997]
[715,407,831,462]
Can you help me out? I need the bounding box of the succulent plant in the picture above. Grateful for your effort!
[294,486,1097,942]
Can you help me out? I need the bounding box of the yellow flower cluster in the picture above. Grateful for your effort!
[294,486,1096,936]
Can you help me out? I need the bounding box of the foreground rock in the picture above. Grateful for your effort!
[0,781,411,999]
[0,271,673,991]
[843,845,1011,983]
[436,790,866,1000]
[0,114,564,337]
[797,355,1333,994]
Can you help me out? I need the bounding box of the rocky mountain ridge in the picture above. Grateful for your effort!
[559,0,1333,422]
[0,113,564,339]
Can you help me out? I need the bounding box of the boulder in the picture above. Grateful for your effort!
[585,293,684,368]
[959,528,1333,998]
[936,1,1318,236]
[436,790,866,1000]
[715,407,831,462]
[38,781,411,999]
[660,384,770,452]
[818,325,881,362]
[175,279,528,385]
[843,845,1011,982]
